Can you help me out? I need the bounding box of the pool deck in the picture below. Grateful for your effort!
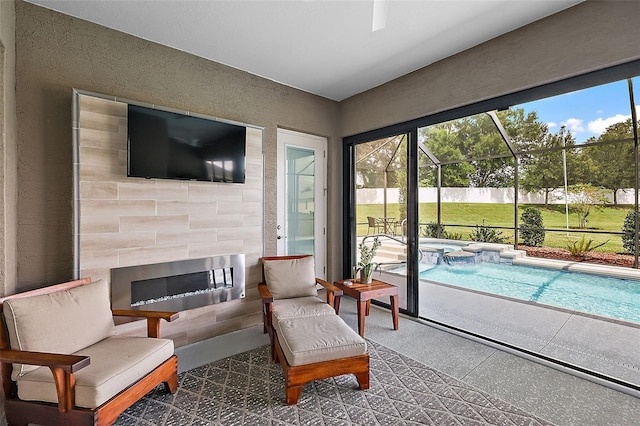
[419,279,640,388]
[368,237,640,392]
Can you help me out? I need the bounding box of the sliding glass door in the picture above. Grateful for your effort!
[344,64,640,391]
[351,134,411,311]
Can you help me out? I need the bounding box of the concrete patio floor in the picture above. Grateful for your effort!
[419,280,640,388]
[337,298,640,426]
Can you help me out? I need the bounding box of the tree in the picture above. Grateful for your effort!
[419,124,472,187]
[584,119,635,205]
[568,183,609,229]
[520,207,545,246]
[355,135,405,188]
[420,113,516,188]
[500,108,549,154]
[518,127,590,208]
[519,130,566,207]
[622,210,638,254]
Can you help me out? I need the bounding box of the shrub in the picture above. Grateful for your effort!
[566,235,609,257]
[622,210,638,254]
[422,222,445,238]
[469,221,506,243]
[520,207,545,247]
[443,231,464,241]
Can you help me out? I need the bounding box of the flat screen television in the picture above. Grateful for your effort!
[127,104,246,183]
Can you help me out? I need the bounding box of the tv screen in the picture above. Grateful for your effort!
[127,104,246,183]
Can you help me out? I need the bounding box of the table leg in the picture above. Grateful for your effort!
[365,300,371,316]
[390,295,399,330]
[357,300,366,337]
[334,295,342,314]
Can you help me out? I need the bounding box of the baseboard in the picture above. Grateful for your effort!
[174,325,270,373]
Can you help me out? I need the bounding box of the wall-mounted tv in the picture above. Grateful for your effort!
[127,104,246,183]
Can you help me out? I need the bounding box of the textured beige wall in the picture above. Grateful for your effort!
[341,1,640,137]
[0,0,17,298]
[15,2,341,293]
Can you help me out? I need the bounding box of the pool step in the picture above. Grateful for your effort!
[499,249,527,262]
[374,244,407,263]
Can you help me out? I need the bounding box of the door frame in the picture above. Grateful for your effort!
[276,128,327,278]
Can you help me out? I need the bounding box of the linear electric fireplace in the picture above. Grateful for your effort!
[111,254,245,312]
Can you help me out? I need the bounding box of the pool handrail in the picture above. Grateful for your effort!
[361,233,424,264]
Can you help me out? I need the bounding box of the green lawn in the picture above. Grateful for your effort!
[356,203,633,253]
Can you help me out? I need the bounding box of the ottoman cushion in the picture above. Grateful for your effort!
[274,315,366,366]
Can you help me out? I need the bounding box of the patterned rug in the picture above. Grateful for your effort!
[114,341,554,425]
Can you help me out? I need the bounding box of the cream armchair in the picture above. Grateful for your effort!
[0,277,179,426]
[258,255,343,358]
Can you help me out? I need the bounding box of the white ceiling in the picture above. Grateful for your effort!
[27,0,583,101]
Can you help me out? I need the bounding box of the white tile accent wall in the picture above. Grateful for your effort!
[77,93,264,346]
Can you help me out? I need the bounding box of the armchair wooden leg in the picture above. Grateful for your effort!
[164,374,178,393]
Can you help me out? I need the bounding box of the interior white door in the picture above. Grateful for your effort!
[276,129,327,278]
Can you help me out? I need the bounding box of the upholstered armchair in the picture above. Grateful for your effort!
[257,255,343,358]
[0,277,179,426]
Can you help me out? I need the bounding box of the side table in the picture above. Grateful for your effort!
[333,278,399,337]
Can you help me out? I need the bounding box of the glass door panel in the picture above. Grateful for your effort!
[354,134,408,310]
[277,129,327,278]
[286,146,315,255]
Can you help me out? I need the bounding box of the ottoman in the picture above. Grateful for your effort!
[273,314,369,405]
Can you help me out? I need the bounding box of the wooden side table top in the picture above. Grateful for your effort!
[333,278,398,301]
[333,278,399,337]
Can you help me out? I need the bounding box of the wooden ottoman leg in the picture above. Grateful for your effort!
[286,385,303,405]
[355,371,370,390]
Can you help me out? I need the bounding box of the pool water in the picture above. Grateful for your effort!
[419,262,640,324]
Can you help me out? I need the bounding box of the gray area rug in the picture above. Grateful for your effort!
[115,341,554,425]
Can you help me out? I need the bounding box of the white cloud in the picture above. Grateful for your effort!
[587,113,630,134]
[547,121,557,129]
[561,118,584,133]
[585,106,640,136]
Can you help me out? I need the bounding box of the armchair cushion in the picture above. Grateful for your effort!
[272,296,336,323]
[15,336,174,409]
[263,256,317,300]
[4,279,115,378]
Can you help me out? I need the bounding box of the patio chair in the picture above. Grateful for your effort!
[258,255,343,359]
[367,216,383,234]
[0,277,179,426]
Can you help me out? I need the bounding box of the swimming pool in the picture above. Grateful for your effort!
[419,262,640,324]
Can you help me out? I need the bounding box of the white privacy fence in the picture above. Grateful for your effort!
[356,188,637,205]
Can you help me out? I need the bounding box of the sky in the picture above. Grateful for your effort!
[519,77,640,143]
